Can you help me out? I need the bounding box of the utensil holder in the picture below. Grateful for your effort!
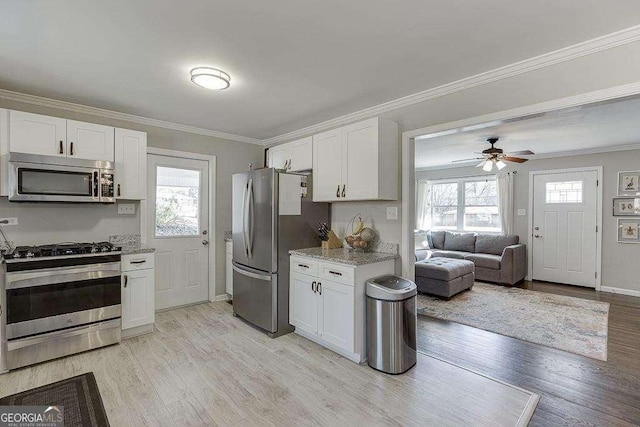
[321,231,342,249]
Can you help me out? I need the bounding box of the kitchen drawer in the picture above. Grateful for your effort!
[122,253,155,271]
[318,262,354,286]
[291,256,318,276]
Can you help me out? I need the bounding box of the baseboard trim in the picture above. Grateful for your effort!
[600,286,640,297]
[211,294,231,302]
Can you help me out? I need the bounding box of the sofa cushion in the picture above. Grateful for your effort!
[464,253,502,270]
[431,250,470,260]
[444,232,477,252]
[415,258,474,281]
[475,234,519,255]
[415,249,430,262]
[428,231,446,249]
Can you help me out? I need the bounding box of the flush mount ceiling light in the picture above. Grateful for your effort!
[190,67,231,90]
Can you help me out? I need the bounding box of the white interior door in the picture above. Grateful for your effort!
[148,154,210,309]
[532,170,598,287]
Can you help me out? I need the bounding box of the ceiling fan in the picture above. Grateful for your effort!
[452,137,534,171]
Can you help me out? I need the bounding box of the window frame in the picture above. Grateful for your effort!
[418,176,501,233]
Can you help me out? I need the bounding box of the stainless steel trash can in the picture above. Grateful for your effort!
[366,275,417,374]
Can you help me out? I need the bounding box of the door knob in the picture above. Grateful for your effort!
[534,234,542,238]
[202,240,209,245]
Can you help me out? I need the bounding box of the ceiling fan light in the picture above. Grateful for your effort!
[482,160,493,172]
[496,160,507,170]
[190,67,231,90]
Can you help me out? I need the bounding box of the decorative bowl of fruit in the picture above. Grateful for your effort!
[344,214,376,252]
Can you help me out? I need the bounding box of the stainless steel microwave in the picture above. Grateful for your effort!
[8,153,115,203]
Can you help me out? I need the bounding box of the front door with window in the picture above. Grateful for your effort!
[532,170,598,288]
[148,154,210,309]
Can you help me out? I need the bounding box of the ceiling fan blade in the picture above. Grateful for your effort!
[475,160,486,168]
[506,150,534,156]
[503,156,528,163]
[451,158,483,163]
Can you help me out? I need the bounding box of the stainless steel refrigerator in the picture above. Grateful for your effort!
[232,169,329,337]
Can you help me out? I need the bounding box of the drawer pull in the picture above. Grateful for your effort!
[298,264,309,269]
[130,260,147,264]
[311,281,316,292]
[328,271,342,276]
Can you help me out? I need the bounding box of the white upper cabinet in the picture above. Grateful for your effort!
[114,128,147,200]
[66,120,115,161]
[266,136,312,172]
[312,128,343,201]
[312,117,398,202]
[9,111,67,157]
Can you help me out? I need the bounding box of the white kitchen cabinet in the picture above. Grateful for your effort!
[289,255,394,363]
[225,239,233,297]
[114,128,147,200]
[9,111,67,157]
[266,136,312,172]
[312,117,398,202]
[66,120,115,161]
[121,253,155,337]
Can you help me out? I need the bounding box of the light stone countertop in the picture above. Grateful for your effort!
[289,247,398,266]
[121,245,156,255]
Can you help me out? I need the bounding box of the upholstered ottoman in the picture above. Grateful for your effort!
[414,258,474,299]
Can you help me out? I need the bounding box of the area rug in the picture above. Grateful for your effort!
[0,372,110,427]
[417,283,609,361]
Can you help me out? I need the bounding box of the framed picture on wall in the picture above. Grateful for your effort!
[613,197,640,216]
[617,219,640,243]
[618,171,640,196]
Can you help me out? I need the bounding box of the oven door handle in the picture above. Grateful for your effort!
[5,262,122,290]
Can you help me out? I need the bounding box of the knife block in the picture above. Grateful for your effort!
[321,231,343,250]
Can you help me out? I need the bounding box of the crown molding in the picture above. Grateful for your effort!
[263,24,640,146]
[415,142,640,172]
[0,88,262,145]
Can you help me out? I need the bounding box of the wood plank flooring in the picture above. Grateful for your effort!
[417,280,640,426]
[0,301,538,426]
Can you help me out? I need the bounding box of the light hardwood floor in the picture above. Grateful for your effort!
[0,302,538,426]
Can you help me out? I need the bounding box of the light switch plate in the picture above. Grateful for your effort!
[0,217,18,226]
[118,203,136,215]
[386,206,398,220]
[517,209,526,216]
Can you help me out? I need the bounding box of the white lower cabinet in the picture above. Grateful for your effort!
[289,255,394,363]
[121,253,155,337]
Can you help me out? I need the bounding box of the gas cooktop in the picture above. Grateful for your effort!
[4,242,121,260]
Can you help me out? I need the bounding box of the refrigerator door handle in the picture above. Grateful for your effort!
[242,181,249,257]
[247,178,255,259]
[232,263,271,281]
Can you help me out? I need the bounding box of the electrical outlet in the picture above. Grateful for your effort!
[0,217,18,226]
[117,204,136,215]
[517,209,526,216]
[386,207,398,220]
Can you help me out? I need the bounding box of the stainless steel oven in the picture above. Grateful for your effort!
[1,253,122,371]
[8,152,115,203]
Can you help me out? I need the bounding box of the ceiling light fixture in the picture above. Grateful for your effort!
[496,160,507,170]
[482,160,493,172]
[190,67,231,90]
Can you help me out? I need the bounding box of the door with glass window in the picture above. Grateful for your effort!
[148,154,210,309]
[532,170,598,288]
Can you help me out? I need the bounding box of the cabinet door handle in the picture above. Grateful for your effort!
[117,184,121,197]
[288,159,292,170]
[70,142,74,156]
[317,282,322,295]
[336,185,341,198]
[59,140,64,154]
[328,270,342,276]
[341,185,345,198]
[311,280,316,293]
[124,275,128,288]
[298,264,309,269]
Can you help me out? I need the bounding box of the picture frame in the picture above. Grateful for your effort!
[618,171,640,196]
[613,197,640,216]
[617,218,640,243]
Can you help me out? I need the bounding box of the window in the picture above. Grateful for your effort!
[155,166,201,237]
[545,180,583,203]
[417,177,501,233]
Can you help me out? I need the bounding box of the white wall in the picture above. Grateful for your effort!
[417,148,640,294]
[0,98,263,297]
